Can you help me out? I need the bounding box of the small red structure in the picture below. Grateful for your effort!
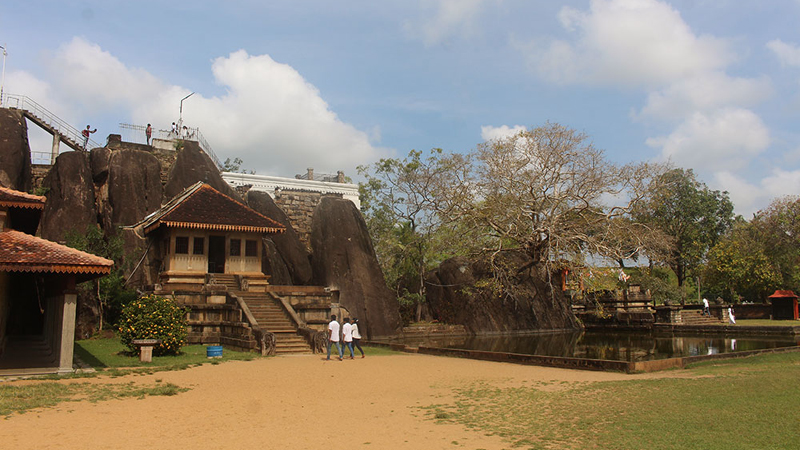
[768,290,799,321]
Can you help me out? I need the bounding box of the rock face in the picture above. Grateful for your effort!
[40,151,96,242]
[0,109,32,191]
[310,197,402,338]
[262,237,293,285]
[164,141,239,200]
[106,149,163,228]
[246,190,313,285]
[425,253,579,334]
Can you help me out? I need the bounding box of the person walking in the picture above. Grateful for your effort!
[352,317,365,358]
[145,123,152,145]
[326,314,342,361]
[82,125,97,149]
[342,318,355,359]
[702,298,710,316]
[728,306,736,324]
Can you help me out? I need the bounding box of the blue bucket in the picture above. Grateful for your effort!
[206,345,223,358]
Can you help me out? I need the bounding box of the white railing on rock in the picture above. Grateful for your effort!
[222,172,361,209]
[1,93,101,150]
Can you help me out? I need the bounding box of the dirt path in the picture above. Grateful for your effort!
[1,353,672,450]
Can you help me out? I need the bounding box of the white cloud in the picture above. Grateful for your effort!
[405,0,487,46]
[480,124,526,141]
[525,0,732,88]
[767,39,800,67]
[637,72,772,121]
[647,108,770,171]
[714,169,800,217]
[21,38,384,176]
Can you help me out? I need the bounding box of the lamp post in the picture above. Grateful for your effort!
[0,44,6,107]
[179,92,195,127]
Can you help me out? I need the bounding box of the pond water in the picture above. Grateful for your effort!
[390,331,799,362]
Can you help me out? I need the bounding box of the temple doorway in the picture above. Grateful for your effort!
[208,236,226,273]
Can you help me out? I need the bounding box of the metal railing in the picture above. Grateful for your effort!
[118,122,222,170]
[1,93,101,150]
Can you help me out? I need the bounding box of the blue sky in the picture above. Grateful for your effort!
[3,0,800,216]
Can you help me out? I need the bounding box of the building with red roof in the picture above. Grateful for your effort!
[768,290,799,321]
[0,186,113,375]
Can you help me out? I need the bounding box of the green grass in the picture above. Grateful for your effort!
[73,336,259,374]
[0,380,187,417]
[360,345,403,356]
[422,351,800,450]
[734,319,799,327]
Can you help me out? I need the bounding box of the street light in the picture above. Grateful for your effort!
[0,44,6,107]
[179,92,195,126]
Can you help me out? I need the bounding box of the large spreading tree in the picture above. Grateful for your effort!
[633,168,734,295]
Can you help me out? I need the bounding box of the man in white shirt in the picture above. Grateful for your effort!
[342,318,355,360]
[327,315,342,361]
[702,298,710,316]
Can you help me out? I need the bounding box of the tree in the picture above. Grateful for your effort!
[703,220,781,302]
[222,157,255,174]
[358,149,468,322]
[633,168,734,295]
[749,195,800,292]
[435,123,668,276]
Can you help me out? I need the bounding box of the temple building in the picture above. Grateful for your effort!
[0,186,113,375]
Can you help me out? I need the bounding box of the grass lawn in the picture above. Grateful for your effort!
[424,351,800,450]
[734,319,800,327]
[73,336,259,373]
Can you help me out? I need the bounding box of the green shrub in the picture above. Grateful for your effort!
[118,295,189,356]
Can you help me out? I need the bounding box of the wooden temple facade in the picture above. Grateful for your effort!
[129,182,332,354]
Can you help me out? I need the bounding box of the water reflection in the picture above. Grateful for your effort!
[406,332,797,362]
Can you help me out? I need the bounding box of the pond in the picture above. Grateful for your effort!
[388,331,799,363]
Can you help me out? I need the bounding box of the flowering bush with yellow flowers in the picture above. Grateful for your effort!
[118,295,189,356]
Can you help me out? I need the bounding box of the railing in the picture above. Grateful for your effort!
[1,93,101,149]
[118,122,223,170]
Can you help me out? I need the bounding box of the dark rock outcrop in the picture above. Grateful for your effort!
[310,197,402,338]
[106,149,163,228]
[164,141,239,200]
[40,152,96,242]
[425,253,579,334]
[89,147,111,184]
[0,109,32,191]
[262,237,293,285]
[246,190,312,285]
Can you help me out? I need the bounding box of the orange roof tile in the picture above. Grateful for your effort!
[0,230,113,274]
[135,182,285,235]
[0,185,45,210]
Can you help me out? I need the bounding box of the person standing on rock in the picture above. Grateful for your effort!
[351,318,365,358]
[327,314,342,361]
[342,318,355,359]
[171,122,177,136]
[82,125,96,149]
[146,123,152,145]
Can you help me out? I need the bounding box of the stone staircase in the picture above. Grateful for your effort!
[681,309,723,325]
[238,293,311,354]
[209,274,311,354]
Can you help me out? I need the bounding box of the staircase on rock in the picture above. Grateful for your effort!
[210,274,312,354]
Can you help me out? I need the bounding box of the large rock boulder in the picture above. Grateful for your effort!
[0,109,32,191]
[310,197,402,338]
[164,141,239,200]
[40,151,96,242]
[425,252,579,334]
[246,190,312,285]
[106,149,163,228]
[262,237,293,285]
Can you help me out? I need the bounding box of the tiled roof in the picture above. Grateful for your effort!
[0,185,45,210]
[0,230,113,274]
[136,182,285,235]
[768,290,797,299]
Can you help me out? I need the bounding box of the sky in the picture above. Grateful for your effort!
[3,0,800,216]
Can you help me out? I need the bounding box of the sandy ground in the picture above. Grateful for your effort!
[1,353,674,450]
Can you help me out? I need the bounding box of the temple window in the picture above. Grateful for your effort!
[193,237,205,255]
[175,236,189,254]
[245,239,258,257]
[230,238,241,256]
